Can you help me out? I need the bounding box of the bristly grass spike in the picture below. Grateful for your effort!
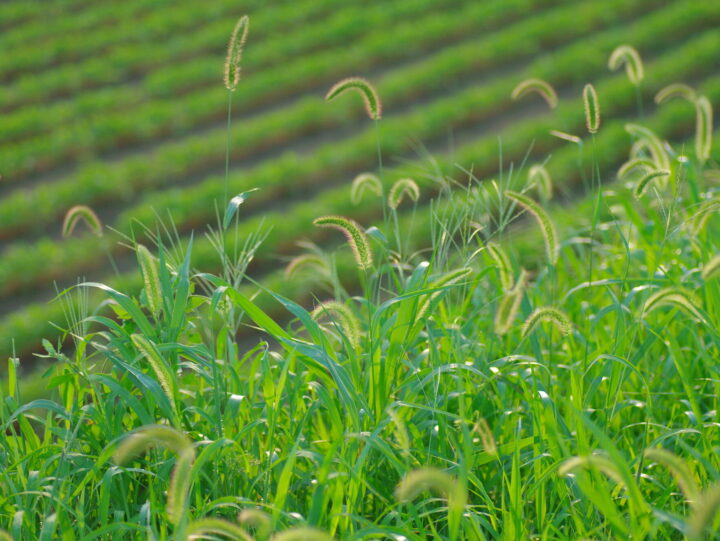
[511,78,558,109]
[608,45,644,85]
[313,215,373,269]
[325,77,382,120]
[224,15,249,91]
[583,83,600,134]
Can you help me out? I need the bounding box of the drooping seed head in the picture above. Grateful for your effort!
[617,157,655,179]
[325,77,382,120]
[62,205,102,237]
[167,447,195,526]
[313,215,373,269]
[633,169,671,199]
[485,241,514,291]
[136,244,163,319]
[224,15,249,91]
[608,45,644,85]
[186,518,254,541]
[688,483,720,540]
[395,467,459,502]
[131,334,177,408]
[643,448,699,504]
[690,198,720,235]
[702,255,720,280]
[654,83,696,105]
[695,95,713,164]
[625,123,671,174]
[521,306,572,338]
[505,190,559,265]
[528,164,553,201]
[642,286,703,321]
[350,172,382,204]
[311,300,362,349]
[113,425,191,465]
[583,84,600,134]
[511,78,558,109]
[270,528,335,541]
[559,454,626,487]
[494,269,527,335]
[284,253,329,279]
[387,178,420,209]
[416,267,473,320]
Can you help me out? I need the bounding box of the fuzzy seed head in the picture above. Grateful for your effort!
[131,334,177,409]
[62,205,102,237]
[625,124,671,174]
[113,425,191,465]
[494,269,527,335]
[186,518,255,541]
[505,190,559,265]
[388,178,420,209]
[521,306,572,338]
[224,15,249,91]
[617,157,655,179]
[583,84,600,134]
[284,254,329,279]
[511,78,558,109]
[313,215,373,269]
[549,130,582,145]
[642,286,703,321]
[702,255,720,280]
[350,172,382,204]
[528,164,553,201]
[311,300,362,349]
[633,169,671,199]
[486,241,514,291]
[695,95,713,163]
[608,45,644,85]
[654,83,696,105]
[325,77,382,120]
[136,244,163,319]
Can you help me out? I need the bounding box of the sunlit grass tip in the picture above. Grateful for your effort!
[642,286,703,321]
[223,15,249,91]
[583,83,600,134]
[311,300,362,349]
[625,123,671,173]
[608,44,644,85]
[388,177,420,209]
[633,169,671,199]
[654,83,696,104]
[62,205,102,237]
[350,172,382,204]
[521,306,572,337]
[313,215,373,269]
[695,95,713,163]
[505,190,559,265]
[511,78,558,109]
[549,129,582,145]
[325,77,382,120]
[136,244,163,319]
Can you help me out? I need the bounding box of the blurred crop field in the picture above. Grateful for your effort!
[1,0,719,365]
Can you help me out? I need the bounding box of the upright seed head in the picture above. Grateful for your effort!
[695,95,713,164]
[325,77,382,120]
[223,15,249,91]
[608,45,644,85]
[583,83,600,134]
[505,190,559,265]
[136,244,163,319]
[511,78,558,109]
[350,172,383,204]
[62,205,102,237]
[387,178,420,209]
[313,215,373,269]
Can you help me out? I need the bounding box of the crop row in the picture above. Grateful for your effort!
[2,80,718,364]
[0,0,544,171]
[0,0,689,237]
[0,0,472,112]
[1,28,717,328]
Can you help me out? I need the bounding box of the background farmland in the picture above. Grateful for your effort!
[1,0,719,370]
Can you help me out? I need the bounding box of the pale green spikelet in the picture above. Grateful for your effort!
[494,269,527,335]
[642,286,703,320]
[473,418,497,456]
[688,483,720,540]
[186,518,254,541]
[223,15,249,91]
[695,95,713,163]
[313,215,373,269]
[136,244,163,319]
[350,172,382,204]
[521,306,572,337]
[395,467,458,502]
[167,447,195,526]
[549,130,582,145]
[131,334,178,410]
[485,241,514,291]
[270,528,335,541]
[690,198,720,234]
[311,300,362,349]
[701,254,720,280]
[654,83,696,104]
[583,84,600,134]
[387,177,420,209]
[325,77,382,120]
[113,425,191,465]
[284,254,329,279]
[625,124,671,172]
[0,530,11,541]
[617,157,655,179]
[559,454,626,487]
[238,508,271,538]
[528,164,553,201]
[608,45,644,85]
[62,205,102,237]
[643,448,699,503]
[633,169,671,199]
[505,190,559,265]
[511,78,558,109]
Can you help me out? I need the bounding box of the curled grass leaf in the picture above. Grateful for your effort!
[325,77,382,120]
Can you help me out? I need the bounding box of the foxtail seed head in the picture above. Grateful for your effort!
[642,286,703,320]
[388,178,420,209]
[131,334,177,409]
[313,215,373,269]
[136,244,163,319]
[690,198,720,235]
[186,518,254,541]
[643,448,699,504]
[505,190,559,265]
[270,528,335,541]
[559,454,626,487]
[633,169,671,199]
[583,84,600,134]
[702,255,720,280]
[654,83,696,104]
[485,241,513,291]
[549,129,582,145]
[625,123,671,174]
[688,483,720,540]
[695,95,713,163]
[617,157,654,179]
[311,300,362,349]
[608,45,644,85]
[528,164,553,201]
[494,268,527,335]
[521,306,572,337]
[511,78,558,109]
[325,77,382,120]
[114,425,191,465]
[350,172,382,204]
[62,205,102,237]
[284,253,329,279]
[224,15,249,91]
